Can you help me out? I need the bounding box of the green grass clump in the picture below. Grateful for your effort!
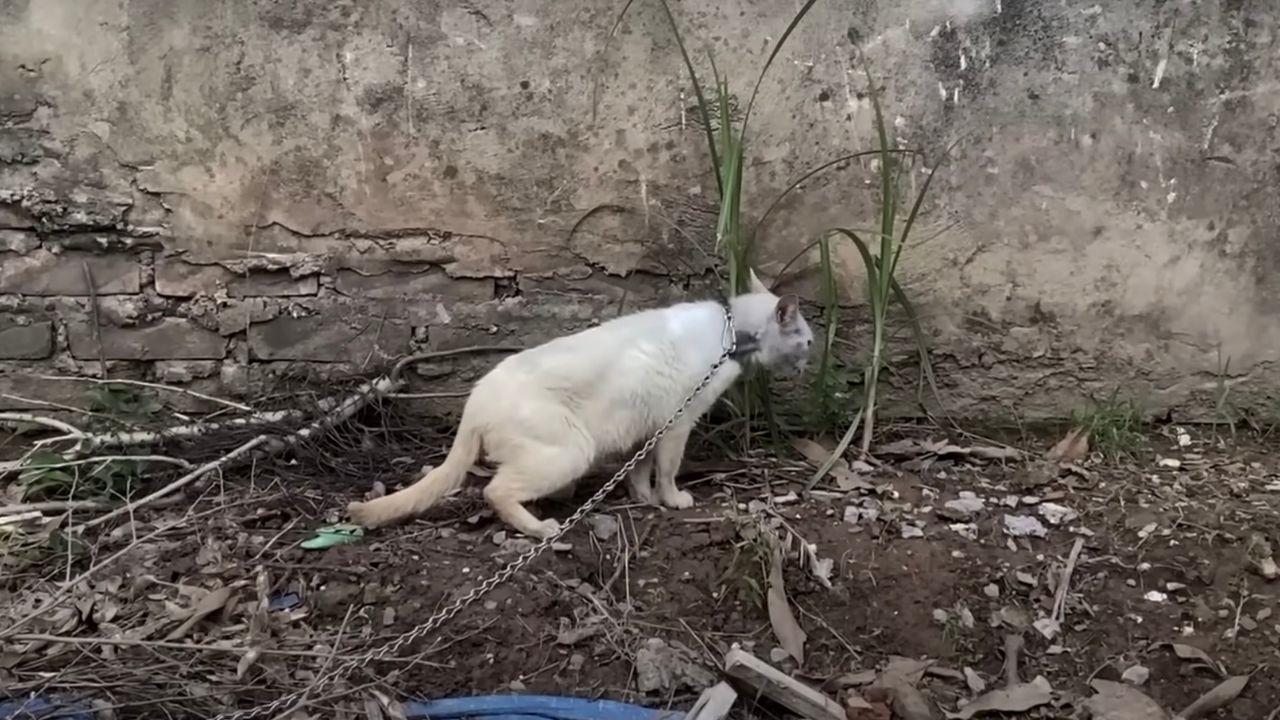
[1071,392,1149,459]
[602,2,946,457]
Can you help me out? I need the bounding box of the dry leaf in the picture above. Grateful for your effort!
[236,648,260,680]
[1046,427,1089,462]
[792,438,835,466]
[963,667,986,694]
[947,676,1052,719]
[165,586,233,640]
[882,656,933,686]
[766,542,806,665]
[872,673,935,720]
[1085,680,1169,720]
[1164,643,1225,677]
[845,693,892,720]
[1175,674,1251,720]
[369,690,408,720]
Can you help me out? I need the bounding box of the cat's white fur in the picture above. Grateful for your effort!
[347,271,814,538]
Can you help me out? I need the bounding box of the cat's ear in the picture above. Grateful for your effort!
[775,294,802,326]
[748,268,770,295]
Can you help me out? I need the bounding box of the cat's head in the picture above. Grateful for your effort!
[744,270,814,378]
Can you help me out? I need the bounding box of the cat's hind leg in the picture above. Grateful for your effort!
[626,454,656,505]
[483,447,591,540]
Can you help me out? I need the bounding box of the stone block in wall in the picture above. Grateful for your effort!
[333,266,493,301]
[0,320,54,359]
[155,258,318,297]
[0,203,36,229]
[67,318,227,360]
[0,230,38,254]
[0,250,141,295]
[248,312,411,362]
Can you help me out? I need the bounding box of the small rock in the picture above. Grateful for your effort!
[932,608,950,624]
[1016,571,1037,586]
[633,638,715,693]
[588,514,619,541]
[1003,514,1048,538]
[943,492,985,518]
[773,492,800,505]
[382,607,396,626]
[950,523,978,540]
[509,680,526,692]
[568,653,585,672]
[501,538,536,554]
[1254,556,1278,580]
[1121,665,1150,686]
[1239,616,1258,632]
[1038,502,1078,525]
[1157,457,1181,469]
[769,647,791,664]
[492,531,508,546]
[983,583,1000,599]
[1033,618,1061,640]
[1257,607,1273,621]
[1143,590,1168,603]
[900,523,925,539]
[484,600,498,611]
[551,542,573,552]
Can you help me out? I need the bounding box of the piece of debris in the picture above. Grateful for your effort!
[766,540,806,665]
[868,658,935,720]
[166,585,234,641]
[844,692,891,720]
[1122,665,1151,686]
[900,522,925,539]
[950,523,978,540]
[947,676,1053,719]
[1144,590,1168,603]
[723,647,844,720]
[1157,457,1181,469]
[982,583,1000,599]
[300,524,363,550]
[1046,427,1089,463]
[963,667,986,694]
[684,681,737,720]
[1084,680,1169,720]
[942,492,985,519]
[845,504,881,525]
[267,592,301,612]
[1037,502,1077,525]
[1032,618,1060,641]
[586,512,616,540]
[634,638,715,693]
[1002,515,1047,539]
[1176,673,1252,720]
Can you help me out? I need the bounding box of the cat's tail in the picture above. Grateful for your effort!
[346,423,482,528]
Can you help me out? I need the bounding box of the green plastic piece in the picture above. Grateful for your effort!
[300,524,364,550]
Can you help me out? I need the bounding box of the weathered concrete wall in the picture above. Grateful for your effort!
[1,0,1277,420]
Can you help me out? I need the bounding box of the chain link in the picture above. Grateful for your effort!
[214,306,739,720]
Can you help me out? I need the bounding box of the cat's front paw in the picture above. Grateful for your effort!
[660,489,694,510]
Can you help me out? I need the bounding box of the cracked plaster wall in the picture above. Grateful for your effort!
[1,0,1278,420]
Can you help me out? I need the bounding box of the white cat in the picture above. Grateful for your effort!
[347,271,814,539]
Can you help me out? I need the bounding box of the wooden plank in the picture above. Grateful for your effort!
[683,681,738,720]
[723,647,845,720]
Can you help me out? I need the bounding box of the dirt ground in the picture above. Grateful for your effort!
[2,408,1278,719]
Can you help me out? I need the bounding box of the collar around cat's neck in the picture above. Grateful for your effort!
[720,299,761,362]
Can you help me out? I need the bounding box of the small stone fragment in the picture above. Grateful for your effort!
[983,583,1000,599]
[1121,665,1150,686]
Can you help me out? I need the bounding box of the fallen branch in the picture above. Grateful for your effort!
[0,500,111,517]
[81,435,272,530]
[0,412,86,439]
[64,345,521,456]
[35,374,254,412]
[3,632,443,666]
[1051,537,1085,625]
[1,454,193,477]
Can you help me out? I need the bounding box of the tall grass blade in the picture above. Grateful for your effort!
[653,0,722,192]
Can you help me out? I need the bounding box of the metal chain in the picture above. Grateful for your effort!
[215,306,739,720]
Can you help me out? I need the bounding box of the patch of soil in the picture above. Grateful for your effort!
[3,419,1278,719]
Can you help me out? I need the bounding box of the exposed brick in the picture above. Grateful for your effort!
[0,250,141,295]
[0,320,54,359]
[155,258,318,297]
[334,268,493,301]
[248,313,410,362]
[0,203,36,229]
[0,230,39,254]
[67,318,226,360]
